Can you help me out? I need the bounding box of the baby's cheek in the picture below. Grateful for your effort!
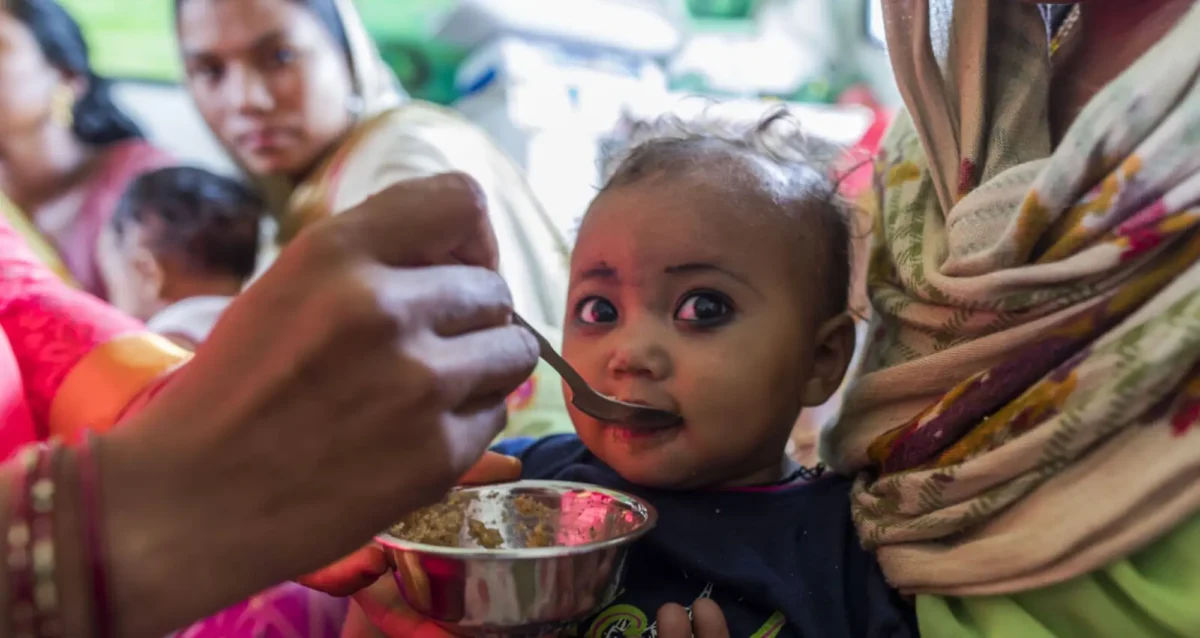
[683,374,782,449]
[682,368,765,423]
[567,403,604,447]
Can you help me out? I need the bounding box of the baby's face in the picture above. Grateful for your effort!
[564,177,850,489]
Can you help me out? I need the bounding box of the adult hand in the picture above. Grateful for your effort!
[657,599,730,638]
[344,574,456,637]
[99,174,539,637]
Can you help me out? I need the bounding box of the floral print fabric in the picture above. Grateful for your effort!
[821,0,1200,595]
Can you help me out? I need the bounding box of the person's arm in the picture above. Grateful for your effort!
[0,445,91,635]
[0,220,190,443]
[0,175,539,637]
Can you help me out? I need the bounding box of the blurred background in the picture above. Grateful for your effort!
[61,0,896,239]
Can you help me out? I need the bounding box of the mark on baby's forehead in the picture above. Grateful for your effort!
[581,261,615,275]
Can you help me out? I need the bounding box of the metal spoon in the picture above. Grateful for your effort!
[511,314,682,429]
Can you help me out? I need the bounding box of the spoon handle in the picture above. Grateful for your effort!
[510,314,592,394]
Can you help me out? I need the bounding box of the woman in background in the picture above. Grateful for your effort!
[174,0,572,442]
[823,1,1200,636]
[0,0,174,298]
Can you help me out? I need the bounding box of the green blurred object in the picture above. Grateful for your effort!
[53,0,466,103]
[686,0,756,20]
[377,39,466,105]
[777,65,865,105]
[56,0,762,104]
[59,0,180,82]
[354,0,455,40]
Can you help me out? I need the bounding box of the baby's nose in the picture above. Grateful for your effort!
[607,338,672,380]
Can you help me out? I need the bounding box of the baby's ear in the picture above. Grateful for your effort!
[132,247,166,300]
[799,313,857,407]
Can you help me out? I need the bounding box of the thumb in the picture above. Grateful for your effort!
[296,545,389,597]
[353,576,457,637]
[458,451,522,485]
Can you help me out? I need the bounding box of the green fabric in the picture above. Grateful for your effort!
[918,512,1200,638]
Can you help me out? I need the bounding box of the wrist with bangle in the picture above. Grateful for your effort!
[4,433,112,638]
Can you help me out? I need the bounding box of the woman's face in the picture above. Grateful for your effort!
[0,10,61,136]
[177,0,355,179]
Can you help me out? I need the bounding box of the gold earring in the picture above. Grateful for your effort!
[51,86,75,128]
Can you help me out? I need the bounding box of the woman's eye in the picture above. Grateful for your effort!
[675,292,733,325]
[191,63,223,84]
[576,297,618,325]
[267,46,297,67]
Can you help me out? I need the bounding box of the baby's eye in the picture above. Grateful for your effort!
[675,291,733,326]
[575,296,619,325]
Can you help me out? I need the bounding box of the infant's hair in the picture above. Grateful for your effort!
[600,107,854,317]
[112,166,263,283]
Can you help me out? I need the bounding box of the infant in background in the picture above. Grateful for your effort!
[493,110,916,638]
[98,166,261,349]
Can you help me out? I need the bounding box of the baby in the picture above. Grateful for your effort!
[98,166,262,348]
[493,112,915,637]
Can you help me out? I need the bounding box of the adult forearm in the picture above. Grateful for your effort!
[99,414,288,637]
[0,448,100,636]
[0,425,276,637]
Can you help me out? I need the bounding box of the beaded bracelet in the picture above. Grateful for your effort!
[6,442,64,638]
[29,443,64,638]
[6,438,115,638]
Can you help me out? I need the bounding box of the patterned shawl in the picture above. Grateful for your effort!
[821,0,1200,595]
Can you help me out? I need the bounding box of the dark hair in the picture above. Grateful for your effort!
[173,0,352,61]
[600,108,854,317]
[8,0,145,146]
[113,167,264,282]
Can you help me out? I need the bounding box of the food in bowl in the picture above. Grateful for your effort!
[376,481,658,636]
[388,492,471,547]
[389,491,561,549]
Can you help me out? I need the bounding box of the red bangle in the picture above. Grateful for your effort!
[77,432,111,638]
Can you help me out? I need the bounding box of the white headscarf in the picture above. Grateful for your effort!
[332,0,406,116]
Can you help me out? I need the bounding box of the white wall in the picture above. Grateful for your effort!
[111,81,236,174]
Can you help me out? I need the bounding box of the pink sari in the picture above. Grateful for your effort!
[0,218,347,634]
[0,209,186,453]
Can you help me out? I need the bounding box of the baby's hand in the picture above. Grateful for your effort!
[656,599,730,638]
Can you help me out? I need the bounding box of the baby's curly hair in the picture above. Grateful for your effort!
[598,107,854,318]
[113,166,263,283]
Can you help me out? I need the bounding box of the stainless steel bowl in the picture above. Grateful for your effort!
[375,480,657,637]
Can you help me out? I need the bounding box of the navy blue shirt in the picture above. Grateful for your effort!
[492,435,916,638]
